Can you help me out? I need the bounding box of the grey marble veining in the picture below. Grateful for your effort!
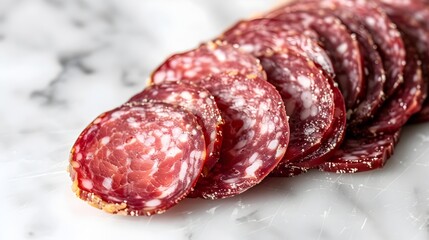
[1,0,429,239]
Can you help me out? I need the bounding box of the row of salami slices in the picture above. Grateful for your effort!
[68,0,429,216]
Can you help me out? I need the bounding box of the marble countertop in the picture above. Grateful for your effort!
[1,0,429,239]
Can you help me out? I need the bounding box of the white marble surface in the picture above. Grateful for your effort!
[1,0,429,239]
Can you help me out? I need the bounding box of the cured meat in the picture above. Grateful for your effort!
[354,43,426,136]
[265,8,364,110]
[128,82,224,175]
[259,51,335,163]
[189,73,290,199]
[320,131,401,173]
[283,0,406,98]
[375,0,429,123]
[270,1,386,126]
[220,18,335,78]
[346,25,385,128]
[273,74,347,175]
[69,102,206,216]
[150,41,266,85]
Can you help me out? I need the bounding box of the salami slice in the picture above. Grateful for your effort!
[375,0,429,123]
[219,18,335,78]
[189,73,289,199]
[354,43,426,136]
[69,102,206,216]
[150,41,266,85]
[272,74,347,175]
[128,82,224,175]
[320,131,401,173]
[259,50,335,163]
[270,1,386,125]
[265,10,364,110]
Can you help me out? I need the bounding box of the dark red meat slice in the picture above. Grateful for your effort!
[220,18,335,78]
[259,51,335,163]
[265,9,364,110]
[273,75,347,175]
[150,41,266,85]
[189,73,290,199]
[127,82,224,175]
[283,0,406,98]
[376,0,429,123]
[270,1,386,126]
[320,131,401,173]
[69,102,206,216]
[346,25,385,128]
[353,43,426,136]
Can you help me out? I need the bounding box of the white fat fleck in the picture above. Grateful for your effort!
[297,75,311,88]
[158,184,178,198]
[145,199,161,207]
[101,136,110,145]
[268,121,275,133]
[180,91,192,100]
[234,98,245,107]
[164,121,174,127]
[166,147,182,158]
[102,178,113,190]
[161,135,171,150]
[199,91,208,98]
[366,17,376,27]
[179,133,188,142]
[245,160,262,178]
[75,145,80,153]
[223,177,240,184]
[172,127,183,138]
[213,49,227,62]
[254,87,265,96]
[301,91,313,109]
[275,147,287,159]
[185,70,197,78]
[81,179,93,190]
[76,153,83,161]
[234,140,247,149]
[268,140,279,150]
[145,136,155,146]
[210,131,217,141]
[337,43,348,54]
[136,134,145,143]
[310,105,318,117]
[179,162,188,181]
[249,153,259,163]
[111,111,125,120]
[127,117,136,123]
[260,124,268,135]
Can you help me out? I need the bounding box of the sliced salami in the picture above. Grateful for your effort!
[127,82,224,175]
[69,102,206,216]
[189,73,289,199]
[272,75,347,174]
[376,0,429,123]
[265,10,364,110]
[150,41,266,85]
[220,18,335,78]
[283,0,406,98]
[320,131,401,173]
[354,43,426,136]
[259,50,335,163]
[270,1,386,125]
